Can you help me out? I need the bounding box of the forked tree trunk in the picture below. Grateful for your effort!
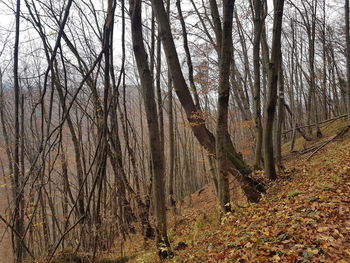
[263,0,285,180]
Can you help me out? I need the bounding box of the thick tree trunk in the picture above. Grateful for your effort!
[130,0,169,254]
[209,0,222,52]
[216,0,235,212]
[309,19,322,138]
[253,0,263,169]
[263,0,285,180]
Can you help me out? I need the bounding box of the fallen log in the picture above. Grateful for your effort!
[283,114,347,135]
[306,126,350,161]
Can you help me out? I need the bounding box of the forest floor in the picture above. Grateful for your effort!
[128,118,350,263]
[47,118,350,263]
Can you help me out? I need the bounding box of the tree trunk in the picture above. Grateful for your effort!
[167,73,176,215]
[150,0,264,203]
[275,63,284,170]
[309,7,322,138]
[130,0,169,255]
[346,0,350,125]
[13,0,25,261]
[252,0,263,169]
[216,0,235,212]
[263,0,285,180]
[176,0,200,108]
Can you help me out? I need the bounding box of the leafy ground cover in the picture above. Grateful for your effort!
[47,120,350,263]
[132,127,350,263]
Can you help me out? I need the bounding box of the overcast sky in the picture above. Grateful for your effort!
[0,0,345,80]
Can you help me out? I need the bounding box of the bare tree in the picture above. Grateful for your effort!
[13,0,25,261]
[129,0,170,255]
[151,0,264,203]
[252,0,264,169]
[216,0,235,212]
[263,0,285,180]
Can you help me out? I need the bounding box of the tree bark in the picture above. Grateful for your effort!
[130,0,169,253]
[216,0,235,212]
[252,0,263,169]
[275,63,284,170]
[13,0,25,261]
[176,0,200,109]
[263,0,285,180]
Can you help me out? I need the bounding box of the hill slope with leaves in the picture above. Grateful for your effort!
[44,121,350,263]
[133,125,350,263]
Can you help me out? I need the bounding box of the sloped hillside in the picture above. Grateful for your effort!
[132,121,350,263]
[44,120,350,263]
